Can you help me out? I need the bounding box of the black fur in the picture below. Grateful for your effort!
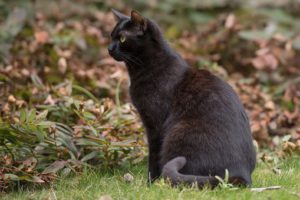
[108,10,256,188]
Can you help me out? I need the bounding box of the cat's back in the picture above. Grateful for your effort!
[174,68,243,115]
[171,68,253,147]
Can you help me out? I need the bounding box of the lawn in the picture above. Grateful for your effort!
[3,155,300,200]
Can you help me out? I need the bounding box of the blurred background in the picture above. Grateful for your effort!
[0,0,299,191]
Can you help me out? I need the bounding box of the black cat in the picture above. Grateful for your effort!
[108,9,256,188]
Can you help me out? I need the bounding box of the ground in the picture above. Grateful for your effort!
[3,155,300,200]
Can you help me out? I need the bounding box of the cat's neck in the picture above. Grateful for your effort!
[125,41,188,84]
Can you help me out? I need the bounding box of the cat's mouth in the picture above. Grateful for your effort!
[109,51,124,62]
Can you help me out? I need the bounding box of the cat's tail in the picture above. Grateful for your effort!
[161,157,219,188]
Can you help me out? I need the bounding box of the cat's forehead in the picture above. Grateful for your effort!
[111,19,138,37]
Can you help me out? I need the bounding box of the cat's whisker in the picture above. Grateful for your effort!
[127,54,143,65]
[118,51,141,65]
[123,55,141,65]
[117,54,132,65]
[122,55,137,66]
[122,54,143,66]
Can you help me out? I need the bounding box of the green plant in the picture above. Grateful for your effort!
[0,79,145,192]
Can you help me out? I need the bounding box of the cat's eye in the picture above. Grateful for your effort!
[120,35,126,43]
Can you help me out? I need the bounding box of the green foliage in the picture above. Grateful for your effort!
[0,79,145,191]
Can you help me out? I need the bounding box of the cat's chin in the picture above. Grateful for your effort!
[109,53,124,62]
[114,57,123,62]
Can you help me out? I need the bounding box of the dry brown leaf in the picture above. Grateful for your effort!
[44,95,56,105]
[99,195,113,200]
[16,100,25,108]
[21,69,30,76]
[225,14,235,29]
[8,95,16,103]
[252,53,278,70]
[123,173,134,183]
[34,31,49,44]
[58,57,68,74]
[265,101,275,110]
[2,103,10,113]
[283,141,297,154]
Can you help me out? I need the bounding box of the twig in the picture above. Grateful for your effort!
[251,186,281,192]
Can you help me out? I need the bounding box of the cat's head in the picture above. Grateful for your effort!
[108,9,161,63]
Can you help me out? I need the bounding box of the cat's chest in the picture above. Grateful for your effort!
[130,85,172,129]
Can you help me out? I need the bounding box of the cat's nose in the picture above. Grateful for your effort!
[108,43,115,53]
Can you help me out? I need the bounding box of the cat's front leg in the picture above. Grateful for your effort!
[148,150,161,183]
[147,133,162,184]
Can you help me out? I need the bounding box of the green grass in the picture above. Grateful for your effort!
[2,156,300,200]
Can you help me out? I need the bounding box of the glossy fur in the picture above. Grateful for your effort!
[108,9,256,188]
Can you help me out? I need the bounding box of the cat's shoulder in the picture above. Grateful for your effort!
[178,68,235,99]
[182,68,221,89]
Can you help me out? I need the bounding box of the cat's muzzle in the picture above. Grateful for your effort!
[108,44,123,61]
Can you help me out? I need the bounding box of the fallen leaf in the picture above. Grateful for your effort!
[2,103,10,113]
[123,173,134,183]
[265,101,275,110]
[8,95,16,103]
[44,95,56,105]
[252,53,278,70]
[225,14,235,29]
[42,161,66,174]
[58,57,68,74]
[29,176,45,183]
[34,31,49,44]
[4,174,19,181]
[99,195,113,200]
[272,167,282,175]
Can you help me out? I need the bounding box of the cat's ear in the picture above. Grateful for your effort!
[112,9,128,21]
[131,10,147,31]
